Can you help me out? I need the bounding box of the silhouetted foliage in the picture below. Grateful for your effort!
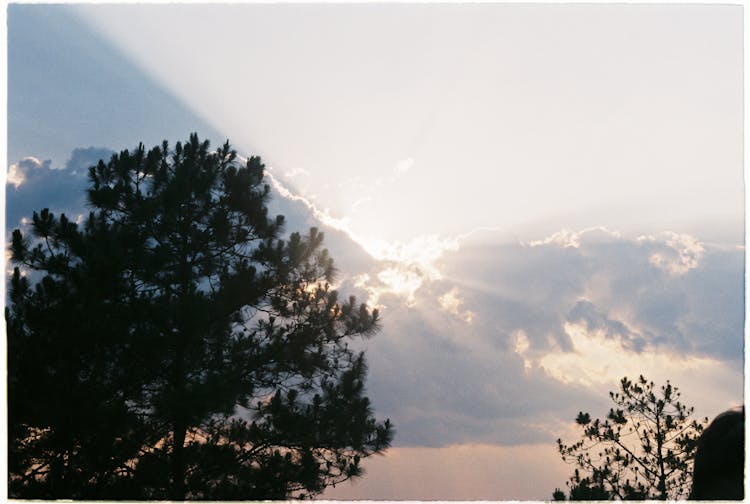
[553,375,706,500]
[689,407,744,500]
[553,468,618,501]
[7,209,152,499]
[7,134,393,499]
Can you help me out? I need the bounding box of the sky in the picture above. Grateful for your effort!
[5,3,745,500]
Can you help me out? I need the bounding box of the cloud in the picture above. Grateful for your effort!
[526,226,619,248]
[438,287,475,323]
[264,167,463,308]
[646,231,706,275]
[261,179,742,448]
[282,166,310,179]
[393,157,414,174]
[6,157,52,189]
[350,268,427,308]
[354,287,605,447]
[63,147,113,175]
[566,299,646,352]
[6,157,51,188]
[452,229,742,362]
[538,320,739,395]
[6,147,114,229]
[325,227,743,449]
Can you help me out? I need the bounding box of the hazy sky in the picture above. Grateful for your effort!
[73,3,744,244]
[6,3,744,500]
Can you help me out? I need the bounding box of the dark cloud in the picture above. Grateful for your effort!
[351,287,606,447]
[6,147,114,230]
[663,249,744,360]
[64,147,114,174]
[567,300,647,352]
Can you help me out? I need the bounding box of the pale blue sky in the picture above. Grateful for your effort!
[7,5,222,167]
[6,3,745,500]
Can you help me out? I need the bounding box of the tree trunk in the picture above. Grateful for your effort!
[171,421,187,500]
[170,338,187,500]
[656,410,667,500]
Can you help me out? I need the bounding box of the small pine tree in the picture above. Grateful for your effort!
[553,375,706,500]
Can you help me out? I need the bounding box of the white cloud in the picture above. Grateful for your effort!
[364,234,459,279]
[354,267,425,308]
[526,226,622,248]
[377,268,422,305]
[439,287,475,323]
[648,231,705,275]
[6,156,52,189]
[393,157,414,174]
[282,166,310,179]
[7,163,26,188]
[513,330,533,372]
[527,228,583,248]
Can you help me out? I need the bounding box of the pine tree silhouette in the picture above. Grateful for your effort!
[8,134,393,499]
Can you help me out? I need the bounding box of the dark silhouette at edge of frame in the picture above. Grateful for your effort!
[689,407,744,500]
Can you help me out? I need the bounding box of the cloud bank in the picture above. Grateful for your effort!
[325,226,743,448]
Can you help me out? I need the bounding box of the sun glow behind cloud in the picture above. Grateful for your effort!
[260,161,465,308]
[525,321,741,418]
[537,321,720,386]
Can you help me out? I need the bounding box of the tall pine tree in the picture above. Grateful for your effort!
[7,134,393,499]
